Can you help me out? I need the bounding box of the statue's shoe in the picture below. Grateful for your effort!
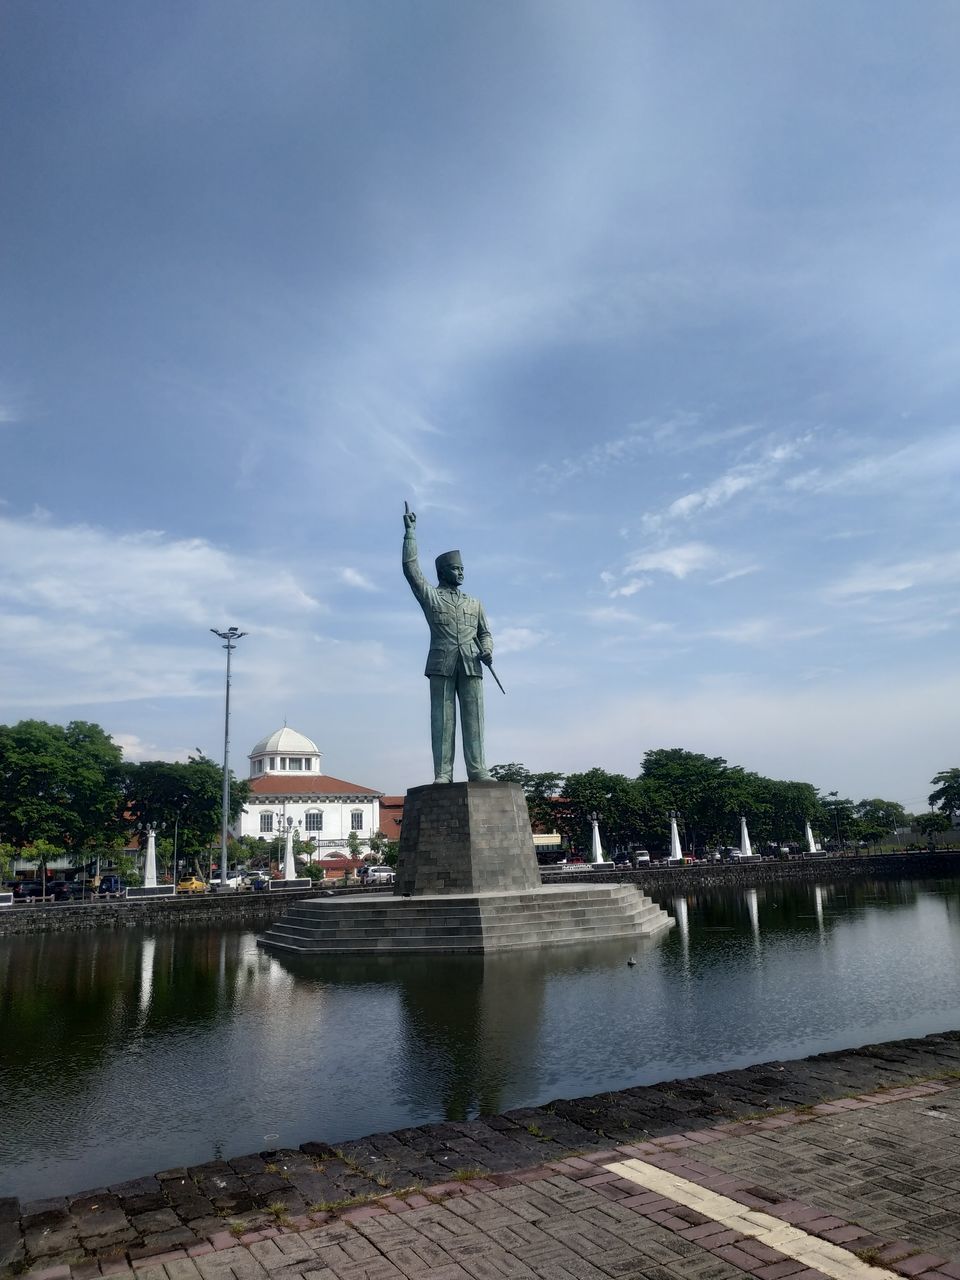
[434,774,452,784]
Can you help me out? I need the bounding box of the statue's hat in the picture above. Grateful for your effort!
[435,549,463,575]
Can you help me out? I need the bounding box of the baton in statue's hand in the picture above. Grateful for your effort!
[488,664,507,695]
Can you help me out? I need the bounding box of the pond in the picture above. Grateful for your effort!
[2,876,960,1200]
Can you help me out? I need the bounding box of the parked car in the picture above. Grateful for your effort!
[208,873,241,891]
[48,880,90,902]
[242,873,269,892]
[10,880,46,902]
[176,874,207,895]
[240,871,269,890]
[97,875,127,898]
[366,866,395,884]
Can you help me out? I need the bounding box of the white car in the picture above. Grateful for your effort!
[366,866,395,884]
[208,873,241,890]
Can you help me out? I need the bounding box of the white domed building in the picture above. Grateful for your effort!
[236,727,383,857]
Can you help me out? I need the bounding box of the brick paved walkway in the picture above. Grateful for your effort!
[6,1032,960,1280]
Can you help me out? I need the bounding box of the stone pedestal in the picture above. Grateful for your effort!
[396,781,541,896]
[259,779,675,955]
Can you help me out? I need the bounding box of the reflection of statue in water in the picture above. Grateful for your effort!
[402,503,494,783]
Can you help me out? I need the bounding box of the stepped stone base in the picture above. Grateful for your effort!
[258,780,673,954]
[257,882,673,954]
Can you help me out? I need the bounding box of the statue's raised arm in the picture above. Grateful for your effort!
[403,501,416,530]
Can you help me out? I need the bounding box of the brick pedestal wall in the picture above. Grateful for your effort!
[396,781,542,896]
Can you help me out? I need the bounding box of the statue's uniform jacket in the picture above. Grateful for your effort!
[402,531,493,676]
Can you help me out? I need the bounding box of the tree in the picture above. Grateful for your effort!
[366,830,391,863]
[916,811,951,848]
[122,754,249,870]
[556,768,650,854]
[346,830,363,858]
[380,839,400,867]
[929,769,960,821]
[820,793,858,849]
[490,763,565,833]
[0,719,126,856]
[855,799,908,849]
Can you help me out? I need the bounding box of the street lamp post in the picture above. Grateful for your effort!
[211,626,247,888]
[172,796,188,884]
[828,791,842,853]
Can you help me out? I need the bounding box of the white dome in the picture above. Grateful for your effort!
[249,727,320,757]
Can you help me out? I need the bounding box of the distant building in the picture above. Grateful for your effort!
[236,727,382,858]
[378,795,404,842]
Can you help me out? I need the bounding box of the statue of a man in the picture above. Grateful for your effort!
[402,502,494,783]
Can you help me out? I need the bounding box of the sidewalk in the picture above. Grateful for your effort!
[6,1031,960,1280]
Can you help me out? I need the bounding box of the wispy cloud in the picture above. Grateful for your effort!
[706,618,826,646]
[339,567,378,591]
[641,435,811,531]
[610,577,651,597]
[788,429,960,499]
[826,549,960,599]
[625,542,721,579]
[497,626,547,654]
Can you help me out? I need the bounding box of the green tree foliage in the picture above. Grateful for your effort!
[0,720,126,855]
[916,811,951,846]
[0,842,15,880]
[231,834,274,870]
[490,763,564,833]
[122,754,249,866]
[929,768,960,820]
[855,798,908,848]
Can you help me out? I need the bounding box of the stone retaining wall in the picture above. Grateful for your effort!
[547,849,960,893]
[0,885,391,936]
[2,852,957,936]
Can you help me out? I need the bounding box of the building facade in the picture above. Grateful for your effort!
[236,727,382,858]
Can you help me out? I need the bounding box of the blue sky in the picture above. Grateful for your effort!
[2,1,959,811]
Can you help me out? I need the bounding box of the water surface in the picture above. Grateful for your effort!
[2,877,959,1199]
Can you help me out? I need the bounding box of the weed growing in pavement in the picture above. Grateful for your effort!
[452,1167,486,1181]
[267,1201,292,1225]
[308,1193,380,1213]
[228,1221,247,1237]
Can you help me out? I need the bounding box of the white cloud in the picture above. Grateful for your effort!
[496,626,547,654]
[610,577,651,597]
[0,511,335,709]
[625,542,721,579]
[706,618,825,646]
[644,434,811,528]
[0,513,322,624]
[339,567,378,592]
[709,566,760,586]
[788,429,960,499]
[826,550,960,599]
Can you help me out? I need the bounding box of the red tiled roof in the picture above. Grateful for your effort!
[379,795,404,837]
[247,774,381,797]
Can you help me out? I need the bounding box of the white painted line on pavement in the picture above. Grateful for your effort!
[605,1158,898,1280]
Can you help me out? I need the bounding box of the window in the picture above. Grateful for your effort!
[280,757,287,770]
[256,760,264,774]
[269,757,276,770]
[260,813,274,833]
[305,811,322,832]
[287,757,302,770]
[351,811,363,831]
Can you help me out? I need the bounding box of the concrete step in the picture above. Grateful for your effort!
[258,884,674,954]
